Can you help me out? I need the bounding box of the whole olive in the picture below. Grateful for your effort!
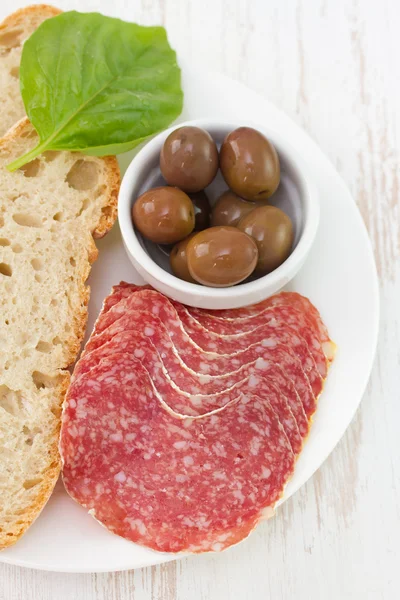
[237,206,293,274]
[211,190,259,227]
[132,186,195,245]
[186,226,258,287]
[170,233,197,283]
[160,126,219,193]
[189,191,211,231]
[220,127,280,201]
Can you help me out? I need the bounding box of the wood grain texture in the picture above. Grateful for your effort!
[0,0,399,598]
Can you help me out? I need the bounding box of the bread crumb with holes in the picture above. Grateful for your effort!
[0,116,119,549]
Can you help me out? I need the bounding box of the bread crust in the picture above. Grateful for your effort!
[93,155,120,239]
[0,4,62,32]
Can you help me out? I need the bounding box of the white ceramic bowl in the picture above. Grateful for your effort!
[118,119,319,309]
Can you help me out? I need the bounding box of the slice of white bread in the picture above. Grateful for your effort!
[0,5,120,549]
[0,4,62,137]
[0,117,119,548]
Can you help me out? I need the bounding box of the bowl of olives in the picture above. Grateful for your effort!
[118,120,319,309]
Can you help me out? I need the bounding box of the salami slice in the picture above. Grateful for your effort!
[100,285,323,397]
[82,310,308,438]
[73,331,303,454]
[87,311,311,432]
[91,289,317,422]
[107,283,333,364]
[172,302,323,397]
[102,285,322,379]
[202,292,335,362]
[184,304,327,380]
[61,353,295,553]
[101,283,147,315]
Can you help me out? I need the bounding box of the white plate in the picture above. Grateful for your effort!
[0,64,379,573]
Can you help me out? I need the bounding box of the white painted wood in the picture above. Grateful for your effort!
[0,0,399,597]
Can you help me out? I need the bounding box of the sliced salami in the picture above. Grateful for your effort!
[172,302,323,397]
[61,353,295,553]
[73,331,303,454]
[203,292,335,362]
[101,282,147,315]
[91,289,317,422]
[83,310,309,438]
[184,303,327,380]
[107,283,333,364]
[101,284,324,395]
[88,314,312,433]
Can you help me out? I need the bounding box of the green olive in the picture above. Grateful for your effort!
[237,206,293,274]
[132,186,195,245]
[220,127,280,201]
[160,126,219,193]
[211,190,259,227]
[170,234,197,283]
[189,191,211,231]
[186,226,258,287]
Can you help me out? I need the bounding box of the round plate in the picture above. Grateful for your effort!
[0,64,379,573]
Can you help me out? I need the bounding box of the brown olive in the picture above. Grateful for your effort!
[170,234,197,283]
[237,206,293,274]
[220,127,280,201]
[189,191,211,231]
[186,226,258,287]
[160,126,219,193]
[211,190,260,227]
[132,186,195,245]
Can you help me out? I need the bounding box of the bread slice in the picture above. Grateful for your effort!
[0,5,119,549]
[0,117,119,549]
[0,5,62,137]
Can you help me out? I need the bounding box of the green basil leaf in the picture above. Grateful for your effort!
[7,11,183,171]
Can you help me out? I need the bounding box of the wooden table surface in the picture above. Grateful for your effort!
[1,0,399,598]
